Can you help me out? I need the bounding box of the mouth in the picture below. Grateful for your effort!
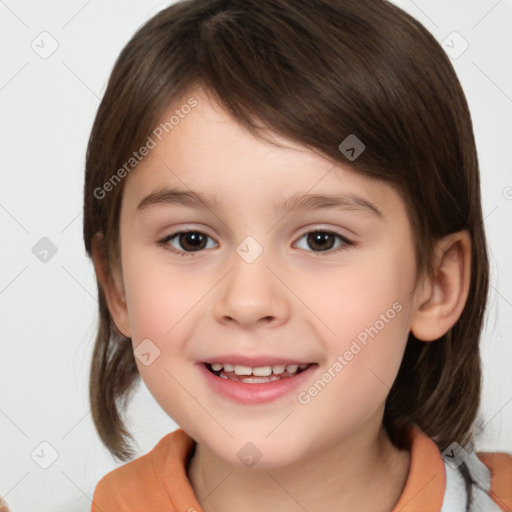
[199,359,318,403]
[203,362,314,383]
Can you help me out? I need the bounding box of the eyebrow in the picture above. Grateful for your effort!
[136,187,384,218]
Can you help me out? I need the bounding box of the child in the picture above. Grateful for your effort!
[83,0,512,510]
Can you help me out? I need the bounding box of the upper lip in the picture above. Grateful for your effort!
[201,355,315,367]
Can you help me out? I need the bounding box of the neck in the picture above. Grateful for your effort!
[187,417,411,512]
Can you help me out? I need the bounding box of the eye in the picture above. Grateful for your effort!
[158,228,353,257]
[294,229,353,254]
[159,231,217,255]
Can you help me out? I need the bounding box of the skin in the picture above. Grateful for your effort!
[94,85,472,512]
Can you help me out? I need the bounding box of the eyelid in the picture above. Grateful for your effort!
[293,228,354,255]
[158,226,355,257]
[158,230,218,256]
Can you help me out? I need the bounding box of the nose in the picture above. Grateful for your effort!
[213,255,291,330]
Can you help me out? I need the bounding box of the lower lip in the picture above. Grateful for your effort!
[197,363,317,404]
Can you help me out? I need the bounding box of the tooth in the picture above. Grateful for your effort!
[286,364,298,373]
[220,374,228,379]
[298,364,308,370]
[243,375,280,383]
[211,363,223,371]
[223,363,234,372]
[272,364,286,375]
[234,365,252,376]
[252,366,272,377]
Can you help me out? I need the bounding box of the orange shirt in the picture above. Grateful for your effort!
[91,426,512,512]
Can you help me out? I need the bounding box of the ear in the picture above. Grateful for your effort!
[410,230,471,342]
[91,233,131,338]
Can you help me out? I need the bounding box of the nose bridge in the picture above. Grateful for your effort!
[214,240,290,328]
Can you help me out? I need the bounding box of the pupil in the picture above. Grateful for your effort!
[308,232,334,251]
[181,232,206,251]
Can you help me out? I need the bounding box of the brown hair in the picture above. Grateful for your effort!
[83,0,489,460]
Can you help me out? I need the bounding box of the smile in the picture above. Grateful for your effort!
[199,361,318,404]
[205,362,312,383]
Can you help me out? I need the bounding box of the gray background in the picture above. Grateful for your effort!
[1,1,511,511]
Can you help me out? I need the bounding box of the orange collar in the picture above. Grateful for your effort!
[391,425,445,511]
[159,425,446,512]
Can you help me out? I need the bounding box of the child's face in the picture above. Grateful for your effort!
[114,87,424,467]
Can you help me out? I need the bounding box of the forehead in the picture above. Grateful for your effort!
[120,88,406,222]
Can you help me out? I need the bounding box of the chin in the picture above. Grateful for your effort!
[205,433,305,470]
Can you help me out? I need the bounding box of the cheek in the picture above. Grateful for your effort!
[123,250,205,341]
[121,248,216,414]
[300,246,415,400]
[294,294,412,452]
[305,246,415,345]
[123,264,203,424]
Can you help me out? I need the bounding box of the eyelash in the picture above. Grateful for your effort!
[157,229,355,257]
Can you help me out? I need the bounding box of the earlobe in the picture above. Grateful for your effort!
[91,233,131,338]
[410,230,471,342]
